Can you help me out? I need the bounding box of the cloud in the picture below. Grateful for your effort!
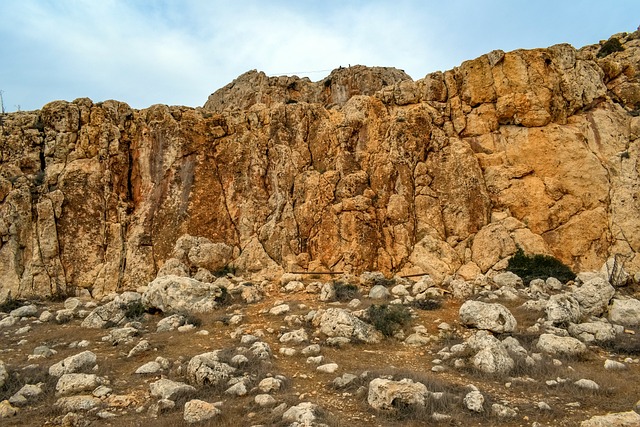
[1,0,639,111]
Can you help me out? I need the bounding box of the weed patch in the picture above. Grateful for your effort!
[333,282,359,302]
[367,304,412,337]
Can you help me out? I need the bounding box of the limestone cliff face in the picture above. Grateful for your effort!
[2,32,640,300]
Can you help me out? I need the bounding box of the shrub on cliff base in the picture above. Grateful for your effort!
[506,248,575,284]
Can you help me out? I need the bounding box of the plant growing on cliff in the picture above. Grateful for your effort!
[597,37,624,58]
[506,247,575,284]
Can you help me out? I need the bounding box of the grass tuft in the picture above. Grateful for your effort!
[367,304,412,337]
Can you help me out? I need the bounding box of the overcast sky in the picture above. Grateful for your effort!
[0,0,638,112]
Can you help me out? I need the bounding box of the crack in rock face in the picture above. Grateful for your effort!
[1,33,640,302]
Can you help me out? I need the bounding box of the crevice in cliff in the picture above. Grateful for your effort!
[212,157,241,246]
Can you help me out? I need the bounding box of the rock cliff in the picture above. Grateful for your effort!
[2,31,640,300]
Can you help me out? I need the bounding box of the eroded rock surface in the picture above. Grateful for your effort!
[2,32,640,301]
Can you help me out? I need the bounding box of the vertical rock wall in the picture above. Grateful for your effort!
[1,33,640,300]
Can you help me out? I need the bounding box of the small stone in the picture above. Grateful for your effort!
[306,356,324,365]
[301,344,321,356]
[0,400,18,418]
[135,361,162,374]
[492,403,517,418]
[258,377,283,393]
[225,381,247,396]
[127,340,151,358]
[317,363,339,373]
[279,347,297,356]
[255,394,277,407]
[269,304,290,315]
[332,373,358,389]
[538,401,552,411]
[574,379,599,390]
[604,359,626,370]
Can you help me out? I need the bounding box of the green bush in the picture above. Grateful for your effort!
[597,37,624,58]
[334,282,359,302]
[506,248,575,284]
[121,301,147,320]
[367,304,412,337]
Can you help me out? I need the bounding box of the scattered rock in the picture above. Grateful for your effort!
[282,402,318,424]
[580,411,640,426]
[608,298,640,326]
[186,352,236,386]
[536,334,587,357]
[54,395,101,412]
[149,379,196,401]
[573,277,615,317]
[10,305,38,318]
[459,301,517,333]
[56,373,103,396]
[369,285,391,300]
[255,394,277,407]
[143,275,226,313]
[574,379,599,390]
[183,399,221,424]
[312,308,382,343]
[317,363,339,374]
[463,390,485,412]
[367,378,429,411]
[49,351,97,377]
[546,294,582,324]
[604,359,626,370]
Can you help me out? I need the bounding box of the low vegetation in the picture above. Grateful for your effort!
[367,304,412,337]
[506,248,575,284]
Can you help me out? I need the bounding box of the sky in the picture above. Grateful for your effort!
[0,0,638,112]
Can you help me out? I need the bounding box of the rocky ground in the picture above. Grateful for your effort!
[1,262,640,427]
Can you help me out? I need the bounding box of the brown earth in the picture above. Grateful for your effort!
[1,277,639,426]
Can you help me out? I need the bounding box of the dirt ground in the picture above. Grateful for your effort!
[1,280,639,426]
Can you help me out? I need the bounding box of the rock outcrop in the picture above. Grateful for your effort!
[2,31,640,299]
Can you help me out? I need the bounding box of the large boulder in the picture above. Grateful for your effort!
[546,294,582,324]
[183,399,221,423]
[312,308,382,343]
[568,321,618,343]
[56,374,103,396]
[49,351,97,377]
[367,378,430,411]
[172,234,234,273]
[186,352,236,386]
[572,277,615,317]
[608,298,640,326]
[150,379,196,401]
[536,334,587,357]
[142,275,225,313]
[459,301,517,333]
[580,411,640,427]
[466,331,515,375]
[81,292,141,328]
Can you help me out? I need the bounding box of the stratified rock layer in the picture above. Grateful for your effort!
[2,32,640,299]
